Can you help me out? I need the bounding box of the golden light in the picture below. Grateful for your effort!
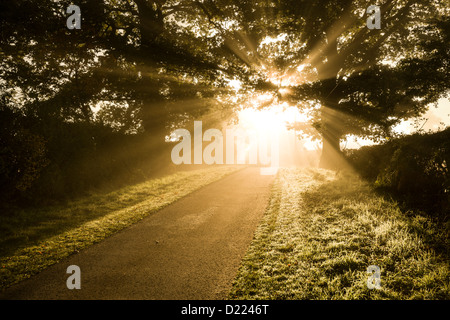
[235,98,319,156]
[227,79,243,91]
[278,87,290,95]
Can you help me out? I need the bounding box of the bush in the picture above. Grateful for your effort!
[0,111,171,211]
[345,128,450,218]
[0,107,49,205]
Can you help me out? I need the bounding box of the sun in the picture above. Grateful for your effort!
[236,101,309,133]
[234,98,319,153]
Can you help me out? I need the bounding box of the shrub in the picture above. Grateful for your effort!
[345,128,450,218]
[0,107,49,205]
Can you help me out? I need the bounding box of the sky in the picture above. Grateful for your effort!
[393,97,450,134]
[344,97,450,149]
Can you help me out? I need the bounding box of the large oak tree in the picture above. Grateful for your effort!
[1,0,449,202]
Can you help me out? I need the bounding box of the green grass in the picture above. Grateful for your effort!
[229,168,449,300]
[0,165,242,290]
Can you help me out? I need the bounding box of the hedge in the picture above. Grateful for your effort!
[344,127,450,218]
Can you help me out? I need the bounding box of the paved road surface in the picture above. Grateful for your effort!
[0,167,275,300]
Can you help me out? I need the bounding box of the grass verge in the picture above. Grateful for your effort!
[229,168,449,299]
[0,165,242,290]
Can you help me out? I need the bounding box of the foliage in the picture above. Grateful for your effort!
[1,0,449,203]
[345,127,450,218]
[0,0,238,206]
[0,105,48,202]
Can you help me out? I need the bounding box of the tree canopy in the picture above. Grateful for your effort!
[1,0,449,204]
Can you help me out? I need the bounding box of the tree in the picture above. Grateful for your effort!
[0,0,241,202]
[277,0,450,168]
[1,0,449,205]
[169,0,449,169]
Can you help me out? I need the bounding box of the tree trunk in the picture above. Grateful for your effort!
[319,128,344,170]
[317,31,346,170]
[133,0,168,144]
[318,101,345,170]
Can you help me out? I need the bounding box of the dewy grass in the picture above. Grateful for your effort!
[229,168,449,300]
[0,165,242,290]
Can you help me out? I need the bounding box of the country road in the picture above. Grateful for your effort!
[0,167,275,300]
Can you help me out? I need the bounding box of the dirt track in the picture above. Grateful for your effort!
[0,167,275,300]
